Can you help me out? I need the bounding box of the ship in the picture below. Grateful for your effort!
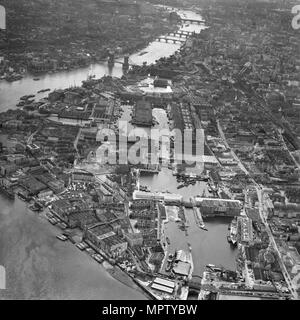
[206,264,222,272]
[16,101,25,107]
[138,51,148,56]
[37,88,50,93]
[165,263,172,272]
[20,94,35,100]
[229,217,238,245]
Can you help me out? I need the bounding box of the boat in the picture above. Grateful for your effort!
[138,51,148,56]
[76,242,88,250]
[56,234,68,241]
[206,264,222,272]
[33,78,40,81]
[68,236,76,244]
[20,94,35,101]
[76,243,86,250]
[179,224,186,231]
[165,262,172,272]
[85,247,96,255]
[48,218,58,225]
[28,203,42,212]
[229,217,238,245]
[92,254,104,263]
[166,237,171,245]
[167,258,173,264]
[16,101,25,107]
[37,88,51,93]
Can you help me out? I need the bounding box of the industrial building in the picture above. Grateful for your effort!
[195,198,242,217]
[151,277,175,294]
[131,98,153,127]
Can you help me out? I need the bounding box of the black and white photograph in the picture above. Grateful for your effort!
[0,0,299,307]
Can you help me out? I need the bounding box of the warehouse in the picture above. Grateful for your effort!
[195,198,241,216]
[153,277,175,289]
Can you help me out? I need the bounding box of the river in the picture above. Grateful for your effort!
[0,7,236,300]
[0,195,146,300]
[0,7,206,113]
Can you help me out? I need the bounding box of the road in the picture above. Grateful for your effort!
[235,79,299,150]
[278,129,300,170]
[217,117,299,299]
[216,119,249,175]
[256,187,298,299]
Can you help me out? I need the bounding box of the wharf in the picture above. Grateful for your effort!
[190,196,207,230]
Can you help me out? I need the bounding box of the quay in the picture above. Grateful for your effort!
[190,196,206,230]
[133,191,241,215]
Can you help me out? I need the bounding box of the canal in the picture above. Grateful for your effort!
[138,107,237,275]
[0,7,236,299]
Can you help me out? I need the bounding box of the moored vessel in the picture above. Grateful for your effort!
[229,217,238,245]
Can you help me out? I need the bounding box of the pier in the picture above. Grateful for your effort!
[190,196,206,231]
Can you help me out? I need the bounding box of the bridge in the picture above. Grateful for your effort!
[107,55,137,69]
[167,30,194,38]
[156,36,186,44]
[181,18,205,24]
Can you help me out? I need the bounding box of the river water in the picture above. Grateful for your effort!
[0,7,208,112]
[0,195,146,300]
[0,8,236,300]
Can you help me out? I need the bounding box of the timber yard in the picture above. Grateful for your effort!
[0,0,300,300]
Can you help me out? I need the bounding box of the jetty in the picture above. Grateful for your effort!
[190,196,207,231]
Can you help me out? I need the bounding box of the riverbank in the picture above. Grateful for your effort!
[0,5,239,301]
[0,195,147,300]
[0,1,175,83]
